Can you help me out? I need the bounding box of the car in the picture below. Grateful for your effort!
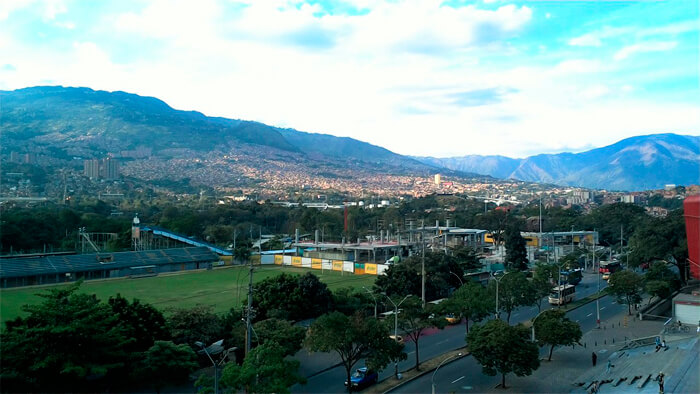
[344,367,379,389]
[389,334,404,343]
[602,272,611,281]
[445,313,460,324]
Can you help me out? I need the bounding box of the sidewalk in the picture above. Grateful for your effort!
[486,308,667,393]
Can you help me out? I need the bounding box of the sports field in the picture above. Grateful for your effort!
[0,265,377,324]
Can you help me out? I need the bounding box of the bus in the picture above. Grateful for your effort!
[548,284,576,305]
[561,269,583,285]
[599,261,621,280]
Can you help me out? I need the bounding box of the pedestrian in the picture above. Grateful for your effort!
[592,351,597,366]
[590,380,599,393]
[606,359,613,374]
[657,372,664,394]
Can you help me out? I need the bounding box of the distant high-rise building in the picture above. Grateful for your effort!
[9,152,19,163]
[434,174,441,186]
[102,158,120,180]
[84,158,120,180]
[84,159,100,178]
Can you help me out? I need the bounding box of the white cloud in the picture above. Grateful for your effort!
[0,0,34,20]
[614,41,677,61]
[1,0,697,158]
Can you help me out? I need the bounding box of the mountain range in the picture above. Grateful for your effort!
[1,86,697,192]
[414,133,700,191]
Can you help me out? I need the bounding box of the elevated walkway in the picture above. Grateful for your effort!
[140,226,232,256]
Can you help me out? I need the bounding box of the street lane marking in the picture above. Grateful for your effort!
[452,376,465,384]
[600,307,606,310]
[436,339,449,345]
[587,313,593,317]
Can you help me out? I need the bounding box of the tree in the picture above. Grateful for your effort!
[607,270,644,315]
[441,281,491,335]
[451,245,482,271]
[643,261,680,303]
[533,309,582,361]
[108,294,171,385]
[166,305,225,347]
[253,318,306,357]
[489,272,537,323]
[305,311,405,392]
[530,275,553,312]
[375,252,464,300]
[220,342,306,394]
[108,294,170,351]
[252,272,332,321]
[141,341,198,394]
[0,283,129,392]
[628,210,688,282]
[332,287,374,316]
[398,296,447,371]
[468,319,540,389]
[504,226,528,271]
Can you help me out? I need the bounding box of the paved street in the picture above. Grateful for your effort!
[293,271,611,393]
[391,294,629,394]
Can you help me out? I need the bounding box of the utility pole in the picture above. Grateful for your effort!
[421,220,426,308]
[245,255,254,356]
[595,231,600,329]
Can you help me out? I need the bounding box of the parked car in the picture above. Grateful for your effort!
[389,334,404,344]
[344,367,379,389]
[445,313,460,324]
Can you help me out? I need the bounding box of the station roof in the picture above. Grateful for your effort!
[292,241,401,251]
[0,247,218,279]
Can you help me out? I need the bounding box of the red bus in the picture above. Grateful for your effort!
[599,261,621,280]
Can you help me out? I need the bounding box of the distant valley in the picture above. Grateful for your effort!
[1,86,697,194]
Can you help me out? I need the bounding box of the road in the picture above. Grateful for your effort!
[293,272,609,393]
[393,295,627,394]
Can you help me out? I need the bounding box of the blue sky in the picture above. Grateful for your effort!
[0,0,697,157]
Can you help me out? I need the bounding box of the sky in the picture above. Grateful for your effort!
[0,0,698,158]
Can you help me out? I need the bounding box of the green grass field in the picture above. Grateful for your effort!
[0,265,377,324]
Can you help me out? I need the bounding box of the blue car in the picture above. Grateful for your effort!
[344,367,379,389]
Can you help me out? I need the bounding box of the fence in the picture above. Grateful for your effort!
[260,254,390,276]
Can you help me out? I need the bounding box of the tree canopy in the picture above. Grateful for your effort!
[220,342,306,394]
[533,309,582,361]
[441,281,491,334]
[305,311,405,391]
[607,270,644,315]
[1,283,130,392]
[252,272,333,321]
[504,225,528,271]
[398,296,447,371]
[467,319,540,389]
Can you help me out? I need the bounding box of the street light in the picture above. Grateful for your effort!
[363,286,378,318]
[490,270,515,319]
[195,340,224,394]
[384,293,411,379]
[530,309,551,342]
[449,271,464,286]
[431,352,463,394]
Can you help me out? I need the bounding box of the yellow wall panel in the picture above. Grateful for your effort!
[292,256,302,266]
[311,258,322,269]
[332,260,343,271]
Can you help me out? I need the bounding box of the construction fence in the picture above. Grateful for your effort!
[259,254,390,276]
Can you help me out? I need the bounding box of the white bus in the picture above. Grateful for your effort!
[548,284,575,305]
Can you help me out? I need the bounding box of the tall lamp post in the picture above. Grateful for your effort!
[384,294,411,379]
[530,309,550,342]
[195,340,227,394]
[490,271,515,319]
[363,286,378,318]
[449,271,464,286]
[431,352,463,394]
